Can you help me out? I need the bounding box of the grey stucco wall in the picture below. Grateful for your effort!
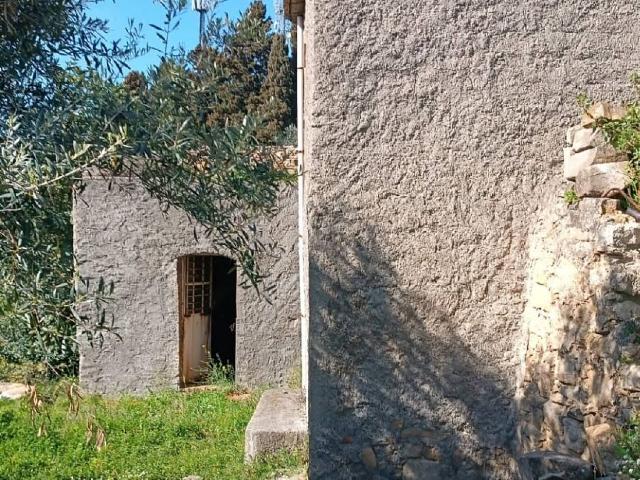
[74,177,299,395]
[303,1,640,478]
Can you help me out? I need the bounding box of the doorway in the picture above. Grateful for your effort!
[178,255,236,386]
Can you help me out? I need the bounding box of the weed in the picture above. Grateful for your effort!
[205,358,234,387]
[564,187,580,206]
[0,384,304,479]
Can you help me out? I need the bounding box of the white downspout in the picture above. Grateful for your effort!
[296,15,309,397]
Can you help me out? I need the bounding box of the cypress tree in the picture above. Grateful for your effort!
[204,0,272,127]
[255,33,295,142]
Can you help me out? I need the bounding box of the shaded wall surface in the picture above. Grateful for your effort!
[303,1,640,478]
[74,177,299,394]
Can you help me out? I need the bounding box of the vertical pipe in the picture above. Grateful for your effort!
[296,15,309,396]
[199,11,206,48]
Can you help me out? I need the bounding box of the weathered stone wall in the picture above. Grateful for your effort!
[516,121,640,477]
[517,196,640,477]
[303,1,640,478]
[74,176,299,395]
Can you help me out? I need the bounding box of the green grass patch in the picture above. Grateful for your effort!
[0,387,304,480]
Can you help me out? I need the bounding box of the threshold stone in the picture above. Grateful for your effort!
[244,388,307,463]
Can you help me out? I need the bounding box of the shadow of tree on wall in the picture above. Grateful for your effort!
[308,223,519,479]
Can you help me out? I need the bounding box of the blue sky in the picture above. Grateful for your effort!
[88,0,278,72]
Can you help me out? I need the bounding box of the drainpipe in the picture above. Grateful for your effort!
[296,15,309,397]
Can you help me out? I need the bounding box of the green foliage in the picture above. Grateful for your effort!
[587,75,640,202]
[255,33,295,142]
[617,414,640,479]
[198,0,295,142]
[0,0,137,374]
[576,92,592,111]
[563,187,580,206]
[200,0,273,128]
[0,358,47,384]
[0,388,304,479]
[0,0,138,117]
[287,365,302,390]
[206,359,235,386]
[0,1,293,374]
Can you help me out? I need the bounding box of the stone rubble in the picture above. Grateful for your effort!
[518,451,596,480]
[581,102,627,128]
[563,102,629,185]
[575,162,629,198]
[517,195,640,476]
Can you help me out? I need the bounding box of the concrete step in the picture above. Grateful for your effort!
[0,382,30,400]
[244,388,307,462]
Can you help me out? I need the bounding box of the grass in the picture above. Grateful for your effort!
[0,385,304,480]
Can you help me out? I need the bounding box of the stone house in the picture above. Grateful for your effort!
[75,0,640,477]
[285,0,640,478]
[74,173,300,395]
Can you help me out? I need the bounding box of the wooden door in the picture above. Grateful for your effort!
[179,256,212,385]
[182,312,210,384]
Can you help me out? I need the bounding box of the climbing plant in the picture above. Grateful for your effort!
[586,74,640,203]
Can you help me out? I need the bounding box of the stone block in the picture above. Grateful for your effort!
[543,401,566,436]
[585,423,617,475]
[562,417,587,454]
[399,443,423,459]
[583,367,614,411]
[621,365,640,392]
[596,222,640,252]
[518,451,596,480]
[582,102,627,127]
[0,383,30,400]
[601,198,621,214]
[547,259,579,295]
[575,162,629,197]
[360,446,378,471]
[530,284,554,312]
[572,127,598,153]
[402,459,451,480]
[572,128,623,159]
[556,357,580,386]
[563,145,626,181]
[244,389,307,463]
[566,125,580,146]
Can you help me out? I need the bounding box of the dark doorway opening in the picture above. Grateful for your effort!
[210,256,236,368]
[178,255,236,386]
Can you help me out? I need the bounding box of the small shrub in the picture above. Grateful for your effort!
[623,321,640,345]
[287,365,302,389]
[576,92,592,111]
[564,188,580,206]
[206,359,235,386]
[618,414,640,479]
[0,358,47,384]
[585,75,640,203]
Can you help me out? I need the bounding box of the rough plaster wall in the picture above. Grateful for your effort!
[304,1,640,478]
[74,177,299,395]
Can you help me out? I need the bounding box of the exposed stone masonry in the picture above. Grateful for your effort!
[517,118,640,477]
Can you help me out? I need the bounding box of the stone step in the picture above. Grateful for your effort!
[0,382,30,400]
[244,388,307,463]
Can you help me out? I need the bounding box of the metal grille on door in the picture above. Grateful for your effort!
[184,256,211,315]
